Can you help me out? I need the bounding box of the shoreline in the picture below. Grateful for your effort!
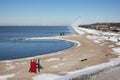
[0,35,80,63]
[0,26,120,80]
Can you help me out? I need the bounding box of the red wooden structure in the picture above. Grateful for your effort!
[29,61,36,73]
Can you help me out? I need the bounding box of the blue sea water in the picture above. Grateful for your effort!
[0,26,74,61]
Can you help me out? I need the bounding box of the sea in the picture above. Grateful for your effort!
[0,26,75,61]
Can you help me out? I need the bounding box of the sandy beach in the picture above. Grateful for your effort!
[1,0,120,79]
[0,26,120,80]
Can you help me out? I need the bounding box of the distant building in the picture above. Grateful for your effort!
[110,26,120,32]
[95,25,109,31]
[79,23,120,32]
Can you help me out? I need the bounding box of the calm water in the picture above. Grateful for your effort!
[0,26,74,61]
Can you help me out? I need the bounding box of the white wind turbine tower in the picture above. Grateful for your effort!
[71,16,80,27]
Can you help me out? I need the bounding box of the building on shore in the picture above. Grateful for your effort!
[79,23,120,32]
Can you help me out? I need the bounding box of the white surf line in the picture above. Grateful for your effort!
[19,36,81,48]
[0,37,80,64]
[64,39,81,48]
[0,36,80,62]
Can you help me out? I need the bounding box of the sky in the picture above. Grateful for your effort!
[0,0,120,26]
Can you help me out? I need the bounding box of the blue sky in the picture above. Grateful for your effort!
[0,0,120,25]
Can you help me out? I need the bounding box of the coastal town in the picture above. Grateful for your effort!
[79,23,120,32]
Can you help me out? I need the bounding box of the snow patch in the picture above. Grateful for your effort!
[51,63,65,68]
[0,60,14,63]
[112,48,120,54]
[0,74,15,80]
[78,27,120,44]
[5,63,16,70]
[78,27,119,36]
[46,58,60,62]
[32,74,62,80]
[116,42,120,46]
[109,45,115,48]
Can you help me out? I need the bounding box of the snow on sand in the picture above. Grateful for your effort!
[31,27,120,80]
[55,27,120,80]
[0,74,15,80]
[56,48,120,80]
[45,58,60,62]
[32,74,62,80]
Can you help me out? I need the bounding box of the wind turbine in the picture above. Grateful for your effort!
[71,16,80,27]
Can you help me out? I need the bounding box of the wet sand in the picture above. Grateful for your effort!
[0,34,117,80]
